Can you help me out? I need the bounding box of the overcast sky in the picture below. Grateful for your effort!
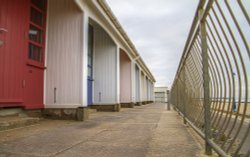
[106,0,198,87]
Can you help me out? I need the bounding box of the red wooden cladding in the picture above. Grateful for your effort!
[24,0,47,109]
[24,66,44,109]
[0,0,29,107]
[0,0,47,109]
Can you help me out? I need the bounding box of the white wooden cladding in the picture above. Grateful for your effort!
[135,65,140,102]
[148,80,154,101]
[150,83,154,101]
[148,78,153,101]
[93,25,117,104]
[45,0,83,106]
[140,72,146,101]
[146,77,149,101]
[146,78,150,101]
[44,1,155,107]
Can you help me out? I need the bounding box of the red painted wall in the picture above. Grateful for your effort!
[0,0,29,107]
[0,0,46,109]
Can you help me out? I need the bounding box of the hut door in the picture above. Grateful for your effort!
[87,25,94,105]
[0,0,29,106]
[23,0,47,109]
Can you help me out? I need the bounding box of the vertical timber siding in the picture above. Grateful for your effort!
[93,25,117,104]
[147,79,149,101]
[135,65,140,102]
[150,82,153,101]
[146,77,149,101]
[120,50,132,103]
[0,1,28,106]
[140,72,146,101]
[45,0,83,106]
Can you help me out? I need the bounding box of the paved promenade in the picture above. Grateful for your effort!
[0,103,209,157]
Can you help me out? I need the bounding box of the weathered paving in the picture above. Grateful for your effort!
[0,103,208,157]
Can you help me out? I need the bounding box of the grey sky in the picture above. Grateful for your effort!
[106,0,198,87]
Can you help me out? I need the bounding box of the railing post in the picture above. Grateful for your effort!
[167,90,170,110]
[200,9,212,155]
[183,67,187,124]
[176,82,179,110]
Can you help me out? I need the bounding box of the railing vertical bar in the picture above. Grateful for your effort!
[209,6,236,139]
[188,52,202,87]
[192,41,204,85]
[224,0,250,58]
[187,52,205,128]
[207,57,218,124]
[237,0,250,25]
[205,39,222,125]
[186,61,203,125]
[190,50,202,83]
[201,37,219,122]
[214,2,242,150]
[200,8,212,155]
[183,66,187,124]
[206,22,229,130]
[215,2,249,153]
[207,9,234,135]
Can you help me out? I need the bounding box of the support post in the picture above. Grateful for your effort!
[176,82,179,110]
[183,67,187,124]
[138,69,142,104]
[200,9,212,155]
[82,12,89,107]
[116,47,120,104]
[167,90,170,110]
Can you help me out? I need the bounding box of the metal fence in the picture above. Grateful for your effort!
[170,0,249,156]
[155,96,167,103]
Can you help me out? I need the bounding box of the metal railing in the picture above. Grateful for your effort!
[155,96,167,103]
[170,0,249,156]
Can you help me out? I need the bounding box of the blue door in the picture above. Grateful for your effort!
[87,25,94,105]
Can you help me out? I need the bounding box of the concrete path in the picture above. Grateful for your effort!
[0,103,208,157]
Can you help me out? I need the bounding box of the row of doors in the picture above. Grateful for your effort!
[0,1,138,108]
[0,0,46,109]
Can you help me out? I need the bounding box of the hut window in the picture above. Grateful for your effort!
[28,0,46,63]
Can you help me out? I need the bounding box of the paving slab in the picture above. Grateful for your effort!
[146,110,201,157]
[0,103,212,157]
[0,115,40,131]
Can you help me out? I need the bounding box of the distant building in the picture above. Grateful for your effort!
[154,87,168,103]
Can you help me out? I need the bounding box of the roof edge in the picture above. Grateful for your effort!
[96,0,156,82]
